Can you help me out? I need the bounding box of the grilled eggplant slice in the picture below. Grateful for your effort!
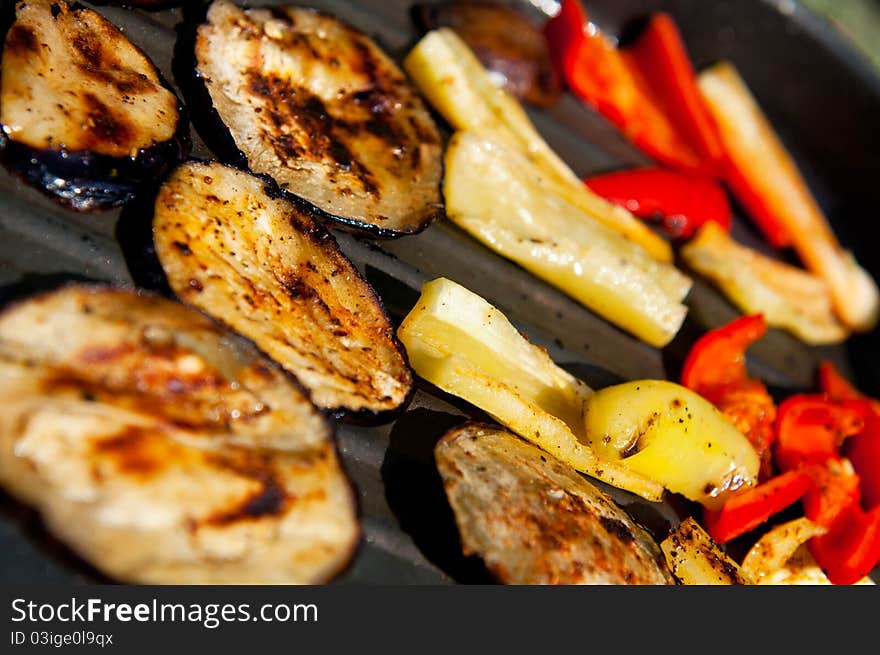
[194,0,443,236]
[414,1,561,108]
[153,160,413,416]
[0,285,359,584]
[0,0,189,211]
[435,423,675,585]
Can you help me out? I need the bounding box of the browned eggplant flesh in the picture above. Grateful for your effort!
[153,160,414,416]
[0,285,359,584]
[414,0,562,108]
[435,423,676,585]
[0,0,189,211]
[195,0,443,236]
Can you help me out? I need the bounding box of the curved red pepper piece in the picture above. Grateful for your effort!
[774,394,866,471]
[809,503,880,585]
[702,469,811,544]
[819,360,880,509]
[773,373,880,582]
[584,167,732,239]
[681,314,766,392]
[681,315,776,476]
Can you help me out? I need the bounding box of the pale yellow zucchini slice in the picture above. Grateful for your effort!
[398,277,665,501]
[443,131,691,347]
[404,27,673,263]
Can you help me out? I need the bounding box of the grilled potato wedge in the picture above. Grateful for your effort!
[660,517,748,585]
[0,285,359,584]
[435,423,675,585]
[583,380,760,509]
[194,0,443,236]
[0,0,189,211]
[681,222,849,345]
[153,160,413,416]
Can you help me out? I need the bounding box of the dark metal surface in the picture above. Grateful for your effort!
[1,0,878,584]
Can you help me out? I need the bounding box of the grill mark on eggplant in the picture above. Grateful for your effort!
[0,285,359,584]
[153,161,414,416]
[245,73,381,197]
[92,424,185,478]
[0,0,190,211]
[194,1,442,236]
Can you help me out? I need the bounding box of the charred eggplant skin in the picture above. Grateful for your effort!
[0,0,191,212]
[193,1,444,238]
[0,127,190,212]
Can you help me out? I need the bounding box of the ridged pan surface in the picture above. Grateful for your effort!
[1,0,878,584]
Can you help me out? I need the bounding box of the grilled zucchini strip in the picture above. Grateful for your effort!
[681,222,848,345]
[444,131,691,347]
[404,27,672,262]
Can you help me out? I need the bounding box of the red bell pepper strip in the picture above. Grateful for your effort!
[680,314,776,475]
[809,503,880,585]
[819,360,880,509]
[774,394,866,472]
[623,13,726,173]
[846,419,880,510]
[584,167,732,239]
[681,314,766,392]
[544,0,705,172]
[702,469,811,543]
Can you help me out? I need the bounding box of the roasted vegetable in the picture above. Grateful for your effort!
[194,0,443,236]
[414,1,561,108]
[742,515,875,585]
[702,470,812,543]
[435,423,675,585]
[404,27,673,263]
[443,131,691,347]
[698,61,879,332]
[0,0,189,211]
[0,285,359,584]
[397,277,665,501]
[153,160,413,416]
[820,360,880,510]
[771,390,880,584]
[584,167,732,240]
[583,380,760,509]
[681,222,849,345]
[740,517,827,584]
[544,1,720,174]
[681,314,777,478]
[660,517,749,585]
